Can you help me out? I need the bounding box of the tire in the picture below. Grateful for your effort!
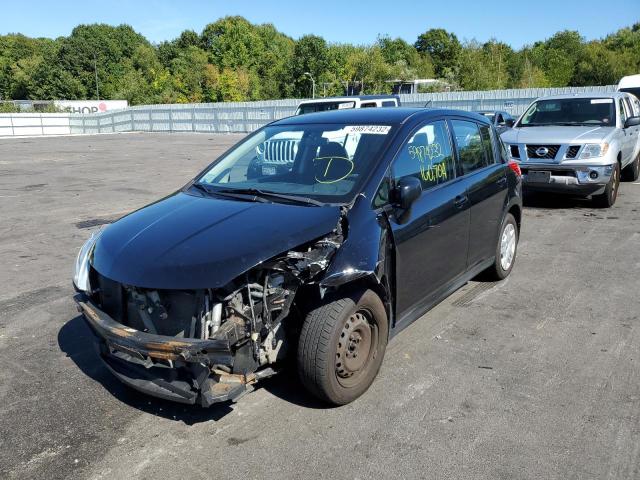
[592,162,620,208]
[485,213,518,281]
[297,289,388,405]
[621,154,640,182]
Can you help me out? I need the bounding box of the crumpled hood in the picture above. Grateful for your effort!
[502,126,615,145]
[91,191,342,289]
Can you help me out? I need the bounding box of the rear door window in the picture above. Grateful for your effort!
[451,120,489,175]
[392,120,456,190]
[619,99,629,126]
[382,100,397,107]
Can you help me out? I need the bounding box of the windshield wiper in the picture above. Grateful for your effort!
[522,122,602,127]
[191,183,269,203]
[216,187,325,207]
[553,122,601,126]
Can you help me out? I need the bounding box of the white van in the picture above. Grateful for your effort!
[618,74,640,104]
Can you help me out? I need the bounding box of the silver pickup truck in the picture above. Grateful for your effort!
[501,92,640,207]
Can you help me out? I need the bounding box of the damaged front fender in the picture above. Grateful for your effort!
[319,195,394,321]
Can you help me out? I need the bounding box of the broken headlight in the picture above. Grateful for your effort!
[73,228,102,292]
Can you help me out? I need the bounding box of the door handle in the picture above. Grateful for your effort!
[454,195,468,209]
[497,177,507,186]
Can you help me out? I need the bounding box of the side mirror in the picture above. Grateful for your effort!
[624,116,640,128]
[505,118,515,128]
[394,176,422,209]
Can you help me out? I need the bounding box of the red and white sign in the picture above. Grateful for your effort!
[55,100,128,114]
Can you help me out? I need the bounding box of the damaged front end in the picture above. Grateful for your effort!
[75,224,345,407]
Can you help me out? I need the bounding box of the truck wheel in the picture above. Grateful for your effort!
[621,154,639,182]
[592,162,620,208]
[485,213,518,280]
[297,289,388,405]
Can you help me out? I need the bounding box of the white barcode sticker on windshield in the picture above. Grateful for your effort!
[591,98,613,104]
[344,125,392,135]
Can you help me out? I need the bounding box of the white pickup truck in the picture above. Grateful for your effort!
[501,92,640,207]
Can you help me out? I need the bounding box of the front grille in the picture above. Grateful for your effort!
[566,145,580,159]
[510,144,520,158]
[526,144,560,159]
[264,139,298,164]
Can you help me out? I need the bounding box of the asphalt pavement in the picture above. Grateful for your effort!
[0,133,638,480]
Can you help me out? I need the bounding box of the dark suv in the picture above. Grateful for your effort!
[74,109,522,406]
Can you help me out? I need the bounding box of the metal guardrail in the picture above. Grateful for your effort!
[0,86,618,137]
[68,85,616,135]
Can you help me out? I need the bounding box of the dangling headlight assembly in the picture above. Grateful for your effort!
[73,229,103,292]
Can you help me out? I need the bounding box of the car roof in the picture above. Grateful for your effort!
[475,110,509,114]
[618,74,640,90]
[297,95,399,105]
[537,92,622,101]
[272,108,488,126]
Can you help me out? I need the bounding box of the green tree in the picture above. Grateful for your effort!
[414,28,461,77]
[201,16,263,69]
[290,35,329,97]
[57,24,151,99]
[529,30,585,86]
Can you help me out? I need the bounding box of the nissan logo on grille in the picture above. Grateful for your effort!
[535,147,549,157]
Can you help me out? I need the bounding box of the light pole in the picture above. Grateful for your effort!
[93,53,100,100]
[304,72,315,99]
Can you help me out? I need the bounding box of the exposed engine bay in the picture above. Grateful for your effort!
[78,218,346,406]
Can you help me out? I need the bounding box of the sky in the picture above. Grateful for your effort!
[1,0,638,48]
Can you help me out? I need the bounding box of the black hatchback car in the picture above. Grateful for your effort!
[73,108,522,406]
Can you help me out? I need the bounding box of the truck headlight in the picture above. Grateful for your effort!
[579,143,609,159]
[255,143,265,160]
[73,229,102,292]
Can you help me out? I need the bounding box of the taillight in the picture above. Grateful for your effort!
[508,160,521,177]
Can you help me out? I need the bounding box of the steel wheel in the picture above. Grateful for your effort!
[335,309,377,388]
[500,223,517,271]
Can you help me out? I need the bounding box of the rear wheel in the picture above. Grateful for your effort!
[592,162,620,208]
[485,213,518,281]
[297,289,388,405]
[621,154,640,182]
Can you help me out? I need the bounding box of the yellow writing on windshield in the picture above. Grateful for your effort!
[313,156,354,184]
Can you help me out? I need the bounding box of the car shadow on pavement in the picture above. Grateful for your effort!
[523,191,594,209]
[58,315,329,425]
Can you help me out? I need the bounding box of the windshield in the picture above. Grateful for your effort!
[195,123,394,204]
[296,101,356,115]
[519,98,615,127]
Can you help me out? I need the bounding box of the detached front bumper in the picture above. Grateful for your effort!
[75,294,255,407]
[520,163,613,196]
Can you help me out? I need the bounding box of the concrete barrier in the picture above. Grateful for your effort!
[0,113,71,137]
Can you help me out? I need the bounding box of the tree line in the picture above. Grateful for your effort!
[0,16,639,105]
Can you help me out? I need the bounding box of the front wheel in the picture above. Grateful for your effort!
[592,162,620,208]
[485,213,518,280]
[621,154,640,182]
[297,289,388,405]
